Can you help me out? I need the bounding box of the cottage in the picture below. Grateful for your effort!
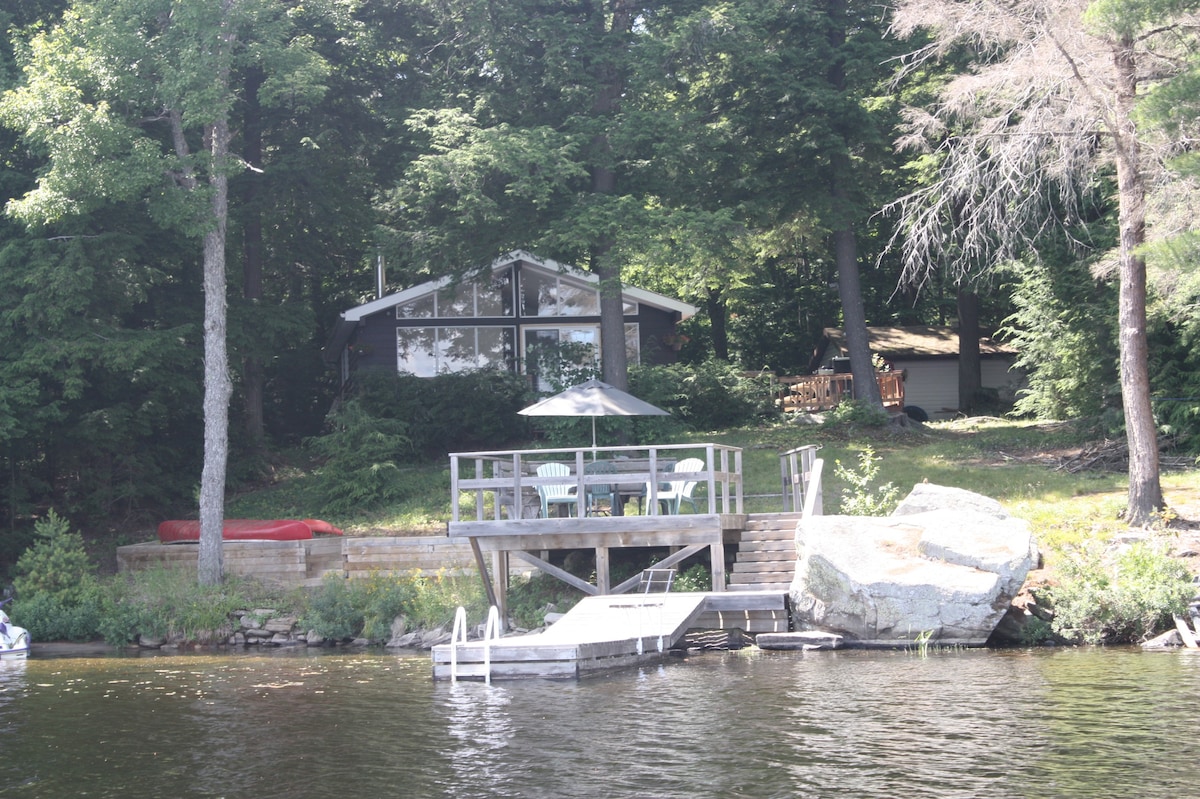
[810,325,1023,420]
[324,251,696,389]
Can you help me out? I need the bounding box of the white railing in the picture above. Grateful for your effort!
[448,443,743,523]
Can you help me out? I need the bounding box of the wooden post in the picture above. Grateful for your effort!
[710,540,726,592]
[491,550,510,625]
[596,547,611,593]
[470,536,498,609]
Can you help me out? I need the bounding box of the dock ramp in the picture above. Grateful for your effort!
[431,593,709,681]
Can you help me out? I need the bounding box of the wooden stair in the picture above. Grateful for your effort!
[728,513,800,592]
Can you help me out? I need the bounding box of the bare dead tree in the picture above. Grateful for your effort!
[885,0,1200,524]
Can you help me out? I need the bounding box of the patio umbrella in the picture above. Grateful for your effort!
[518,378,670,449]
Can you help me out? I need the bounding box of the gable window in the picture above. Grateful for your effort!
[396,267,514,319]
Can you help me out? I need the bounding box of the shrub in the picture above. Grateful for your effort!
[823,399,890,429]
[506,573,583,629]
[13,586,103,642]
[302,570,487,642]
[12,510,96,603]
[672,563,711,593]
[10,510,103,640]
[306,369,534,511]
[833,446,900,516]
[303,573,367,641]
[1049,540,1196,644]
[98,569,279,645]
[628,361,777,434]
[307,394,412,514]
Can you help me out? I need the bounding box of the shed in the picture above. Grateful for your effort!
[811,326,1023,420]
[324,251,697,390]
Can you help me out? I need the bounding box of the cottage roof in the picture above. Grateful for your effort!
[340,250,696,323]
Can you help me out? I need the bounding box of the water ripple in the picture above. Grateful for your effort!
[0,647,1198,798]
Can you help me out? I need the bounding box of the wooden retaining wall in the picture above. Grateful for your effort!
[116,535,481,587]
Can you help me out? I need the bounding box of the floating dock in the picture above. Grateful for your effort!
[431,590,787,681]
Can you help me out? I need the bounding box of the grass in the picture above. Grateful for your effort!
[224,417,1199,568]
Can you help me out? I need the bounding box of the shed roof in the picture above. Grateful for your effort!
[821,325,1016,360]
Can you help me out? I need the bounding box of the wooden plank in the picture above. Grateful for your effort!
[450,514,725,538]
[1174,614,1199,648]
[730,561,796,574]
[509,550,600,596]
[702,591,787,612]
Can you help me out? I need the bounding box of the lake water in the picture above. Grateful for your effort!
[1,646,1197,798]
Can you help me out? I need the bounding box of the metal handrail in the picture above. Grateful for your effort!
[448,606,468,683]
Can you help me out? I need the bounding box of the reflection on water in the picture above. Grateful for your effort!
[0,647,1198,798]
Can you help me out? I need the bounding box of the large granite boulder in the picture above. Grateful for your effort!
[788,484,1039,647]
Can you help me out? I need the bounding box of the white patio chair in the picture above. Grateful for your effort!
[647,457,705,515]
[536,462,577,517]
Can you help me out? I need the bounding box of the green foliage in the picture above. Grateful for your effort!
[1049,540,1196,644]
[12,511,96,604]
[98,568,278,645]
[823,400,891,429]
[306,394,412,515]
[506,573,583,629]
[1148,317,1200,454]
[628,361,777,435]
[671,563,712,593]
[12,585,103,642]
[306,369,532,514]
[302,570,487,642]
[302,573,364,641]
[1000,244,1119,421]
[833,446,901,515]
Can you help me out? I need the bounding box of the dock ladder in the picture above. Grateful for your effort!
[636,568,676,655]
[448,604,502,684]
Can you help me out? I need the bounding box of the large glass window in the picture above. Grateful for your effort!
[519,270,604,317]
[477,268,513,317]
[397,267,514,319]
[397,293,435,319]
[398,326,515,376]
[522,325,599,390]
[625,323,640,364]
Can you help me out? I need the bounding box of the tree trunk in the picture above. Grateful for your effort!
[957,287,982,414]
[197,3,237,586]
[198,114,232,586]
[825,0,881,409]
[706,287,729,362]
[241,67,266,450]
[587,0,635,391]
[1112,37,1163,524]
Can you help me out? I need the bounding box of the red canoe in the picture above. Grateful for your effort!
[156,519,344,543]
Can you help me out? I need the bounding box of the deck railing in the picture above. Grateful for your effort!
[780,372,904,413]
[448,443,744,523]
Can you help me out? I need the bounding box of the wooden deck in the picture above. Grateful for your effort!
[779,372,904,413]
[448,443,747,617]
[431,590,787,681]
